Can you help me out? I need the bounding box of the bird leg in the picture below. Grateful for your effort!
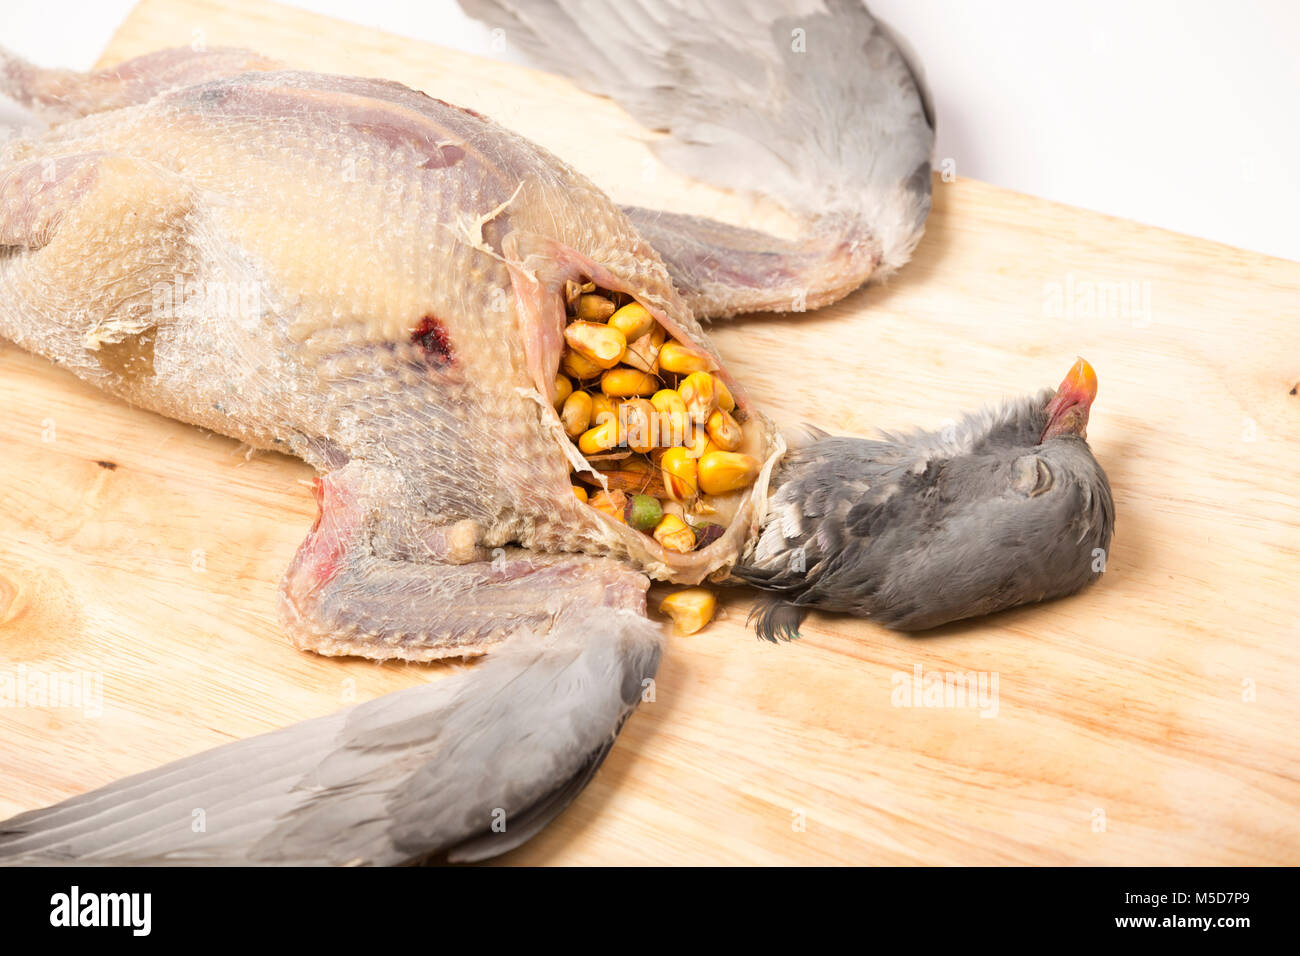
[280,461,653,661]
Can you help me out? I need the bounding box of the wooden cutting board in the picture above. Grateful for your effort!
[2,0,1297,865]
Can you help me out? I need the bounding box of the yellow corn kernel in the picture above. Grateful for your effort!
[650,389,690,446]
[553,373,573,409]
[678,371,717,424]
[578,419,620,455]
[562,347,604,381]
[659,341,711,374]
[623,323,666,373]
[653,513,696,554]
[564,279,584,309]
[705,407,743,451]
[590,393,619,428]
[619,398,657,454]
[564,321,626,369]
[571,484,589,503]
[589,489,627,523]
[608,302,655,342]
[684,425,714,459]
[601,367,659,397]
[713,375,735,413]
[575,293,616,321]
[697,451,760,495]
[659,587,717,636]
[659,446,699,501]
[561,390,593,439]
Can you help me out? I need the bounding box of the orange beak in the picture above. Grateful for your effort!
[1040,357,1098,442]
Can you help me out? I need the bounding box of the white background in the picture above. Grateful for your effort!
[5,0,1298,261]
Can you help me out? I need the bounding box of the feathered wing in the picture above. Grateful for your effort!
[0,603,662,865]
[459,0,935,317]
[0,453,666,867]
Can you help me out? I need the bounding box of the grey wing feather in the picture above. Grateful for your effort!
[0,606,662,865]
[460,0,935,290]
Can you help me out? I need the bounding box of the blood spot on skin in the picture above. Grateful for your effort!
[411,315,454,369]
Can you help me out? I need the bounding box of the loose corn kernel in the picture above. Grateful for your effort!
[618,398,657,454]
[564,321,626,369]
[589,488,627,523]
[578,419,620,455]
[562,347,604,381]
[623,323,666,373]
[660,446,699,501]
[561,390,593,439]
[659,587,717,635]
[659,341,711,374]
[653,513,696,553]
[650,389,690,446]
[608,302,655,342]
[590,393,619,427]
[697,451,760,495]
[571,484,588,503]
[705,407,743,451]
[553,373,573,409]
[575,293,616,321]
[678,371,717,424]
[601,367,658,397]
[713,375,735,413]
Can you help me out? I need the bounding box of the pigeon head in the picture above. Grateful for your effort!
[735,359,1114,636]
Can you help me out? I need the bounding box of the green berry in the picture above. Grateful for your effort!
[624,493,663,532]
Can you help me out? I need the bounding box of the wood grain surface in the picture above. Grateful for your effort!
[1,0,1297,864]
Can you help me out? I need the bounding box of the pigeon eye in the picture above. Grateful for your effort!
[1011,455,1054,497]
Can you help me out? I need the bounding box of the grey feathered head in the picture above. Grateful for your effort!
[736,359,1114,636]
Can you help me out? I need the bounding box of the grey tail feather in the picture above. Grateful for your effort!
[458,0,935,279]
[0,606,664,866]
[749,599,808,643]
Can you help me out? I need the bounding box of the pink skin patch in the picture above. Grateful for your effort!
[282,473,361,605]
[0,153,106,248]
